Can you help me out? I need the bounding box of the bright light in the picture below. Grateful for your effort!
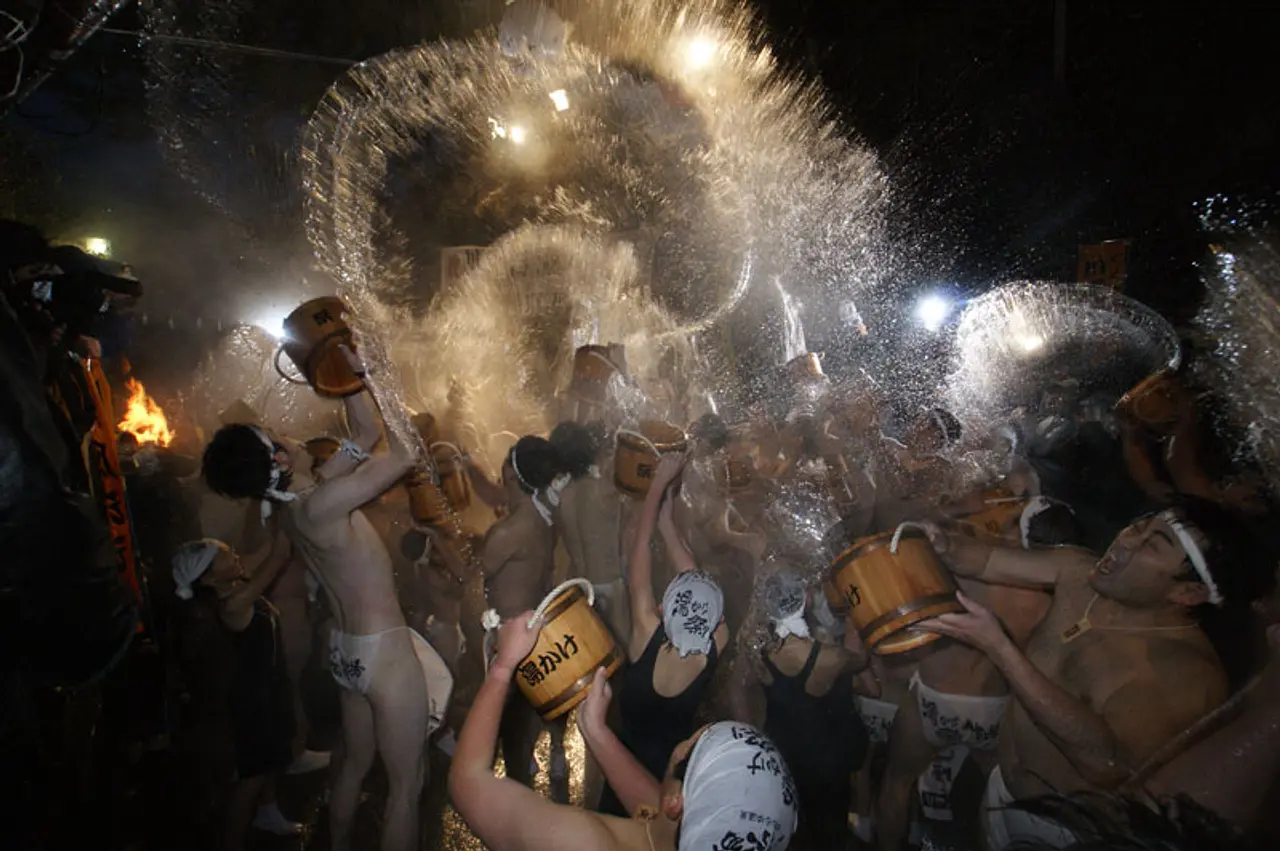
[916,294,952,332]
[509,125,528,144]
[252,310,287,339]
[84,237,111,257]
[549,89,569,112]
[489,118,508,139]
[683,36,718,70]
[1015,332,1045,353]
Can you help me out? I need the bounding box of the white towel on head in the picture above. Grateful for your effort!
[662,572,724,658]
[679,722,798,851]
[172,540,220,600]
[762,571,810,640]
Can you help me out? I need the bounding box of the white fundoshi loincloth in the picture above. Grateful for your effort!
[984,766,1075,851]
[910,673,1009,750]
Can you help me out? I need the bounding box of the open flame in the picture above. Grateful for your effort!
[118,378,175,447]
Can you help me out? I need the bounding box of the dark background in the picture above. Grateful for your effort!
[3,0,1278,330]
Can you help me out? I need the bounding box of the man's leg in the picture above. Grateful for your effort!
[877,695,939,851]
[370,636,430,851]
[330,689,376,851]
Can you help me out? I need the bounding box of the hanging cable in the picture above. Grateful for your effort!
[98,27,358,67]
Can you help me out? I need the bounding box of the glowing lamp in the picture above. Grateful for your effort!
[916,294,952,332]
[84,237,111,257]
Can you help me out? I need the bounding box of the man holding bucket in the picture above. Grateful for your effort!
[916,500,1263,849]
[201,345,443,851]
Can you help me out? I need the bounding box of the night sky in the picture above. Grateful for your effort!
[4,0,1278,335]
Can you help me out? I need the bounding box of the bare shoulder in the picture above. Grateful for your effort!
[1148,635,1229,706]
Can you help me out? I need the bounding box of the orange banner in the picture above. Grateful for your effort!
[81,358,143,606]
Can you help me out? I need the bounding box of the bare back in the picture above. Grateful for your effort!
[563,477,622,587]
[483,506,556,619]
[762,637,851,698]
[1000,556,1227,797]
[283,500,404,635]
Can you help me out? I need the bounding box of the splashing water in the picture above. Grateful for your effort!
[775,277,808,363]
[946,282,1182,429]
[1191,201,1280,481]
[300,0,892,436]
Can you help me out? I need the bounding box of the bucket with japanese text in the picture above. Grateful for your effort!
[614,420,688,498]
[273,296,364,398]
[828,523,962,655]
[514,579,623,721]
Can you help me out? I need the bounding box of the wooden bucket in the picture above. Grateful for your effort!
[828,524,963,655]
[785,352,826,384]
[274,297,364,398]
[404,468,452,526]
[430,442,472,513]
[1116,370,1181,429]
[570,345,623,404]
[614,421,688,498]
[953,491,1030,544]
[412,411,440,447]
[305,436,340,472]
[715,450,755,495]
[515,579,623,720]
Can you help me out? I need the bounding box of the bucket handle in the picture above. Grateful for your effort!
[890,521,932,555]
[430,440,465,459]
[528,577,595,629]
[615,427,660,456]
[585,349,621,375]
[273,345,311,386]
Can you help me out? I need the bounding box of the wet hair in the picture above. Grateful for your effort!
[202,424,273,499]
[689,413,730,452]
[508,435,562,493]
[1025,504,1083,547]
[1005,792,1256,851]
[1173,496,1278,607]
[549,421,603,478]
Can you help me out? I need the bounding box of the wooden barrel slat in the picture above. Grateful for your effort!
[614,420,688,499]
[280,297,364,398]
[829,529,963,656]
[1116,370,1180,429]
[515,585,623,720]
[431,444,472,513]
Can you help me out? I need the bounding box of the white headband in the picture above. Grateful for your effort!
[1161,510,1223,606]
[250,425,298,523]
[508,445,567,526]
[1019,496,1072,549]
[763,573,810,641]
[172,539,220,600]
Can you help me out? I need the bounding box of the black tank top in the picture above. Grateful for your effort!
[620,625,720,778]
[228,600,287,710]
[761,640,865,779]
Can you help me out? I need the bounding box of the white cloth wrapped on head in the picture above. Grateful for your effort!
[662,572,724,658]
[679,722,798,851]
[249,425,298,523]
[761,570,810,640]
[172,539,221,600]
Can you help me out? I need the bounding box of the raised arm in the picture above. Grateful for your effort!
[627,455,684,654]
[313,347,387,482]
[304,427,415,525]
[921,523,1078,590]
[466,457,509,513]
[577,668,662,815]
[657,479,697,576]
[450,616,619,851]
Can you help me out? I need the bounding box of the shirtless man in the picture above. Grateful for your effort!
[201,348,431,851]
[478,435,563,793]
[549,421,628,639]
[917,501,1241,849]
